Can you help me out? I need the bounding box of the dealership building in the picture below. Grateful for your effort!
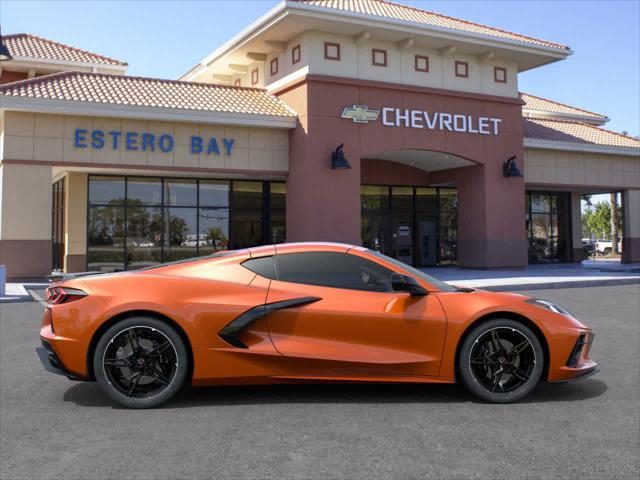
[1,0,639,278]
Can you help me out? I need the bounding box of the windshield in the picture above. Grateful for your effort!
[367,250,457,292]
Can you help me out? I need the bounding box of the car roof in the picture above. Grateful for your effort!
[248,242,359,257]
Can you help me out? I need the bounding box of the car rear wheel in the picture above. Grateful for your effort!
[93,317,188,409]
[459,319,544,403]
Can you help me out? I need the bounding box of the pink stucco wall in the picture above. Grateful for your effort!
[276,75,527,268]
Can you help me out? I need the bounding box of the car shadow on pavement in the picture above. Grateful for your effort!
[62,379,608,409]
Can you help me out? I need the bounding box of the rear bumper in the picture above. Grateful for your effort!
[36,339,83,381]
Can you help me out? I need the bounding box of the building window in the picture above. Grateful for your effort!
[234,78,241,87]
[455,61,468,78]
[251,68,259,85]
[414,55,429,73]
[292,44,301,65]
[324,42,340,61]
[372,48,387,67]
[270,58,279,76]
[87,176,286,272]
[494,66,507,83]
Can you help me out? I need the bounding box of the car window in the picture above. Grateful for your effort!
[242,256,277,279]
[275,252,393,292]
[367,250,456,292]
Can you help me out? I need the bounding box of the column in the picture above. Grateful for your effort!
[455,164,528,268]
[280,83,362,245]
[570,192,584,262]
[64,172,88,272]
[622,189,640,263]
[0,163,53,278]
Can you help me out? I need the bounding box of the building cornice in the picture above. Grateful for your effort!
[0,96,297,129]
[524,138,640,157]
[180,0,571,81]
[522,110,609,126]
[288,1,572,58]
[5,56,128,73]
[0,158,289,179]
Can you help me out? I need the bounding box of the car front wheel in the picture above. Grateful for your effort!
[93,317,188,409]
[459,319,544,403]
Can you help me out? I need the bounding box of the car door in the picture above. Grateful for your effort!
[264,251,447,377]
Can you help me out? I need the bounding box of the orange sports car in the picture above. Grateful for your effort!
[37,242,598,408]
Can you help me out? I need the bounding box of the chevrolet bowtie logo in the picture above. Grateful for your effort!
[341,105,380,124]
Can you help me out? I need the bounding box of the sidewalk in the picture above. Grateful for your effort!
[424,263,640,291]
[0,283,49,303]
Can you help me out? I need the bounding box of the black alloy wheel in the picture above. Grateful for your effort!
[93,317,188,408]
[459,319,544,403]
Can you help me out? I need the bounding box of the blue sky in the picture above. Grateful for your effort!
[2,0,639,136]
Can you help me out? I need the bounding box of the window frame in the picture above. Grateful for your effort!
[494,66,507,83]
[251,68,259,85]
[292,44,301,65]
[324,42,341,61]
[270,57,279,76]
[455,61,469,78]
[414,55,429,73]
[371,48,387,67]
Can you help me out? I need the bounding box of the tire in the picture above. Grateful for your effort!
[93,316,188,409]
[603,248,612,256]
[458,319,544,403]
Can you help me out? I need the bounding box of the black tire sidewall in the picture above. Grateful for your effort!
[93,316,188,409]
[459,319,544,403]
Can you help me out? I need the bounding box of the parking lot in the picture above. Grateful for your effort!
[1,284,639,479]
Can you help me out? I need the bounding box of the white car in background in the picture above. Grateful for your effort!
[180,234,209,247]
[595,239,622,255]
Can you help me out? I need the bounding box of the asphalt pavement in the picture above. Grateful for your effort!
[1,285,638,479]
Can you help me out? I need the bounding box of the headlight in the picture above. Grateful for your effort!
[525,298,572,316]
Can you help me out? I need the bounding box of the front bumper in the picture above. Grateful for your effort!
[549,330,599,382]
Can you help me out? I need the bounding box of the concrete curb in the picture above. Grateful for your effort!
[477,278,640,292]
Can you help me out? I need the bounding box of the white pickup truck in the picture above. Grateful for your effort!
[594,239,623,255]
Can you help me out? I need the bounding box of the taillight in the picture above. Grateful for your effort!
[46,286,87,305]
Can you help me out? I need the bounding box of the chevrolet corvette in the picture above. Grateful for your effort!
[37,242,598,408]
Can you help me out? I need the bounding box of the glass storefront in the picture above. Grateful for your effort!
[361,185,458,267]
[51,177,66,272]
[525,191,570,263]
[87,175,285,272]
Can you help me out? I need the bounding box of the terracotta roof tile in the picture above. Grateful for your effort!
[0,71,297,118]
[3,33,127,67]
[293,0,569,50]
[523,118,640,149]
[520,93,608,121]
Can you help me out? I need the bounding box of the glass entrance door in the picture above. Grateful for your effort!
[526,192,570,263]
[361,185,457,267]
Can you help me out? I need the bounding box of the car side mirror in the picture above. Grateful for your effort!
[391,273,428,296]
